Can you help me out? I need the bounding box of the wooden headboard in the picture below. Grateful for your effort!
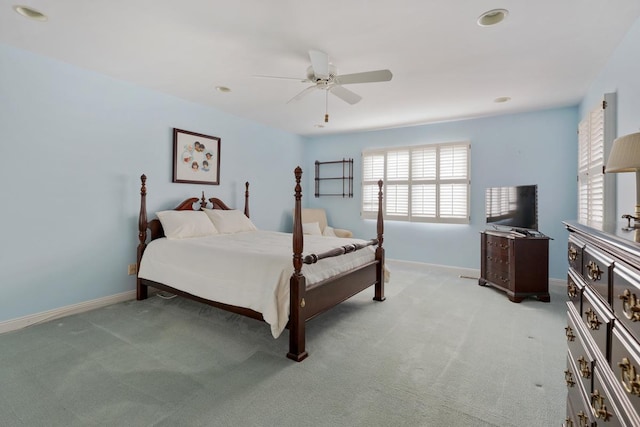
[138,174,250,242]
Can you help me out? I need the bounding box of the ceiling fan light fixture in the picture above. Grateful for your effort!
[13,5,47,21]
[477,9,508,27]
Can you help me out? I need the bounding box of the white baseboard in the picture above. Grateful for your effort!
[0,290,136,335]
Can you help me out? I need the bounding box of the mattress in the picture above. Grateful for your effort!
[138,230,376,338]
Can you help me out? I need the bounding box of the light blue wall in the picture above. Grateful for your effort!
[0,43,304,323]
[302,107,579,280]
[580,16,640,218]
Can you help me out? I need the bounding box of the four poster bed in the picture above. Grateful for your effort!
[136,167,385,362]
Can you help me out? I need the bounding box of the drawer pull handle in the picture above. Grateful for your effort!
[619,289,640,322]
[618,357,640,396]
[590,389,612,422]
[500,244,508,249]
[568,246,578,261]
[577,356,591,379]
[564,369,576,387]
[585,308,602,330]
[576,411,589,427]
[565,325,575,342]
[586,260,603,281]
[567,280,578,298]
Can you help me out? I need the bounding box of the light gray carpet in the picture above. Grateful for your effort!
[0,260,566,426]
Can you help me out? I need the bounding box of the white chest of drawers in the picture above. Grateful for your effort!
[564,221,640,427]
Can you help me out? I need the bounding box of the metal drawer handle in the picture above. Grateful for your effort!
[564,369,576,387]
[590,389,612,422]
[567,280,577,298]
[576,412,589,427]
[568,246,578,261]
[618,357,640,396]
[500,243,508,249]
[585,307,602,330]
[565,325,575,342]
[577,356,591,379]
[619,289,640,322]
[586,260,602,281]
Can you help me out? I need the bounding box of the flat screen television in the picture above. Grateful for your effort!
[485,184,538,231]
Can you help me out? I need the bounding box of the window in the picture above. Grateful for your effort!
[362,142,470,223]
[578,93,616,228]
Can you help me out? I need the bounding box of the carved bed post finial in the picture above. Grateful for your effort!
[137,174,149,300]
[244,181,250,218]
[293,167,303,275]
[200,191,207,210]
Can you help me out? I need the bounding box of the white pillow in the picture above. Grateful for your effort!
[203,209,257,234]
[302,222,322,236]
[156,210,218,239]
[322,225,337,237]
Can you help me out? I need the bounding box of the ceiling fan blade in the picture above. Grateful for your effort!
[334,69,393,85]
[330,85,362,105]
[253,74,308,82]
[287,85,318,103]
[308,50,329,79]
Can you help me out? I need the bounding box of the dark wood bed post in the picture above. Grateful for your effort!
[287,166,308,362]
[137,174,149,300]
[374,179,386,301]
[244,182,250,218]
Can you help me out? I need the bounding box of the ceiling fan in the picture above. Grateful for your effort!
[257,50,393,122]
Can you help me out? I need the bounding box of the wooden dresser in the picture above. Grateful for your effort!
[479,230,550,302]
[563,221,640,426]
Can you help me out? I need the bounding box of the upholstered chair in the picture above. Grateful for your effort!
[299,208,353,238]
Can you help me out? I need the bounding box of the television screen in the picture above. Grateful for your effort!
[485,185,538,231]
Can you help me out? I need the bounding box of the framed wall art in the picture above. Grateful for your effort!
[172,128,221,185]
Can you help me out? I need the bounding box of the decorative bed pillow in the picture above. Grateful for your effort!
[302,222,322,236]
[203,209,257,234]
[156,210,218,239]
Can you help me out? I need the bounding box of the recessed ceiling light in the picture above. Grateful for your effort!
[477,9,508,27]
[494,96,511,103]
[13,5,48,21]
[215,86,231,93]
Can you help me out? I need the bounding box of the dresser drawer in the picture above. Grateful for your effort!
[565,391,594,427]
[583,244,614,306]
[568,268,585,314]
[568,303,596,394]
[582,289,613,360]
[486,233,509,252]
[592,365,640,426]
[569,234,586,276]
[611,324,640,416]
[613,261,640,344]
[566,353,595,427]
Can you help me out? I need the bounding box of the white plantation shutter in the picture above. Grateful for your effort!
[362,142,470,223]
[578,93,616,228]
[362,153,384,213]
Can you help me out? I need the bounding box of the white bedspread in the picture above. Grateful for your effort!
[137,230,377,338]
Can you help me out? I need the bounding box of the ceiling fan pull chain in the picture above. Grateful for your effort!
[325,90,329,123]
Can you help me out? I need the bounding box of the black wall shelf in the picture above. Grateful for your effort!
[315,159,353,198]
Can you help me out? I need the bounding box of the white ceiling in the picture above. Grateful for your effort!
[2,1,639,136]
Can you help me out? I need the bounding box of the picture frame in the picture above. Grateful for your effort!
[172,128,221,185]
